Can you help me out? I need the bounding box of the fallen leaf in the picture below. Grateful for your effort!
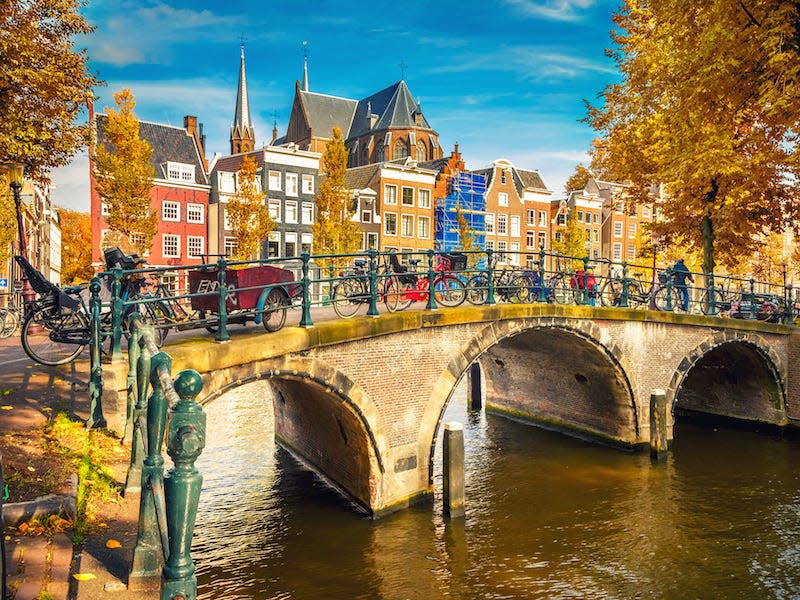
[18,523,28,534]
[73,573,97,581]
[1,406,12,410]
[105,539,122,549]
[2,389,12,395]
[27,466,35,472]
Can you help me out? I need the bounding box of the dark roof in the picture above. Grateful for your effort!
[211,151,262,174]
[96,114,208,185]
[514,169,547,194]
[470,167,494,187]
[348,81,431,139]
[299,91,357,138]
[343,164,380,190]
[418,157,448,172]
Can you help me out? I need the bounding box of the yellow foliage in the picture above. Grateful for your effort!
[225,155,274,261]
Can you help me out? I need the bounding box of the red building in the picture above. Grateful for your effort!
[90,111,211,274]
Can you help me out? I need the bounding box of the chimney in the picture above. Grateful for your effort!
[184,115,208,172]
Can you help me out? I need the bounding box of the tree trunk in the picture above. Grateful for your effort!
[701,214,715,276]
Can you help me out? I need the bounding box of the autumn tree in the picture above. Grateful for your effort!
[0,0,99,179]
[565,163,591,193]
[225,155,273,260]
[312,127,360,266]
[0,177,17,267]
[59,208,93,284]
[92,89,156,256]
[552,210,587,268]
[586,0,800,276]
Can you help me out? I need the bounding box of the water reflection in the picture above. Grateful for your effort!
[193,380,800,599]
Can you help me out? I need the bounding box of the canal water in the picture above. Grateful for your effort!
[193,381,800,599]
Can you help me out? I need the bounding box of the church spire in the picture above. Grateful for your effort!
[231,42,255,154]
[302,40,309,92]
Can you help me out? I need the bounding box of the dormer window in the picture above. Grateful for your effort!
[167,162,195,182]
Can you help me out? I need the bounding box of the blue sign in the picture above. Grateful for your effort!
[0,278,7,288]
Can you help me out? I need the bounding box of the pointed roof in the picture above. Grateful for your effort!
[297,90,358,138]
[233,45,252,131]
[349,81,431,139]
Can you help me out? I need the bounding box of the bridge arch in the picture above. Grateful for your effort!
[422,318,639,483]
[668,332,787,427]
[198,355,390,513]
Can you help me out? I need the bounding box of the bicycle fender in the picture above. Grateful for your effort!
[253,285,285,325]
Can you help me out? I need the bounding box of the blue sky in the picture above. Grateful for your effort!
[51,0,621,210]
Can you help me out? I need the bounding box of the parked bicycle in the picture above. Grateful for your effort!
[599,270,681,311]
[466,261,530,305]
[331,256,393,318]
[384,252,467,311]
[0,295,22,338]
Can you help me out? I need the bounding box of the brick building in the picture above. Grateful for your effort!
[90,112,211,275]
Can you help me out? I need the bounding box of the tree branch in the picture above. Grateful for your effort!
[738,1,761,27]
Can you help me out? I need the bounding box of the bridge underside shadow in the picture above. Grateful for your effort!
[674,341,786,427]
[476,327,639,447]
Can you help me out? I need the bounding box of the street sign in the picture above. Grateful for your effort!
[12,280,22,294]
[0,278,7,289]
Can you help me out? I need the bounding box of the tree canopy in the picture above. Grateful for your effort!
[312,127,360,266]
[565,163,591,193]
[225,155,273,261]
[92,89,156,256]
[586,0,800,274]
[59,207,93,284]
[0,0,99,180]
[552,210,587,268]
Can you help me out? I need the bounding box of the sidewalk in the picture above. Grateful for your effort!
[0,338,150,599]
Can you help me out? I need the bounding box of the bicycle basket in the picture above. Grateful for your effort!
[445,252,467,271]
[104,247,141,271]
[658,271,668,285]
[13,256,59,296]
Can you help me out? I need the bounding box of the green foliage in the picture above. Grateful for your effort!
[0,0,100,180]
[312,127,361,266]
[92,89,156,256]
[225,155,274,260]
[587,0,800,275]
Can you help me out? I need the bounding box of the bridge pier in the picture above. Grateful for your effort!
[467,363,482,411]
[443,422,465,519]
[649,389,668,460]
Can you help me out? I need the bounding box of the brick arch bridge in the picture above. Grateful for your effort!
[103,305,798,517]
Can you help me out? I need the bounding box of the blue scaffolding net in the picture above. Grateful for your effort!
[435,171,487,254]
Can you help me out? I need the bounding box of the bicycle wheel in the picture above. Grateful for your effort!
[262,289,288,332]
[653,286,682,311]
[140,301,169,347]
[434,275,466,307]
[0,308,18,338]
[332,277,365,318]
[698,289,724,315]
[510,274,531,303]
[21,304,87,365]
[384,276,414,312]
[599,279,621,307]
[626,283,646,309]
[466,275,488,305]
[551,278,573,304]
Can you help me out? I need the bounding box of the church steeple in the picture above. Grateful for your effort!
[231,43,256,154]
[302,41,309,92]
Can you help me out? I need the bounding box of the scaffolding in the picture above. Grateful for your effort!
[435,171,486,253]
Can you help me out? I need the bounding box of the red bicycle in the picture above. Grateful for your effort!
[384,253,467,311]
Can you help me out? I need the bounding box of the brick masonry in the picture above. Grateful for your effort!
[102,306,795,516]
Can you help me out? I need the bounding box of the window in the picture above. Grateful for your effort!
[393,139,409,160]
[593,229,600,242]
[268,199,281,221]
[510,215,520,237]
[539,211,547,227]
[498,192,509,207]
[628,223,637,238]
[509,242,520,266]
[527,210,535,226]
[526,254,536,269]
[219,172,235,193]
[129,233,147,254]
[384,185,397,205]
[538,232,546,249]
[527,231,535,248]
[284,232,297,257]
[402,187,414,206]
[585,212,592,224]
[498,214,508,235]
[401,215,414,237]
[162,201,179,222]
[187,236,204,258]
[593,248,600,259]
[285,200,298,223]
[500,171,507,184]
[642,206,652,219]
[268,171,282,191]
[613,242,622,261]
[486,240,495,251]
[377,146,385,162]
[613,222,623,237]
[416,141,427,162]
[577,210,584,222]
[301,174,314,194]
[557,214,566,226]
[301,233,312,255]
[302,202,313,224]
[285,173,298,196]
[418,216,430,239]
[167,162,194,182]
[366,232,378,249]
[223,237,238,257]
[555,232,563,242]
[384,213,397,236]
[627,244,636,260]
[593,213,600,224]
[268,232,280,258]
[614,201,624,213]
[162,234,180,258]
[485,213,495,234]
[187,203,204,224]
[418,189,431,209]
[497,240,507,262]
[101,202,110,217]
[361,208,372,223]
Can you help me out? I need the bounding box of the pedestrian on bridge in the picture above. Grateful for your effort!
[672,258,694,312]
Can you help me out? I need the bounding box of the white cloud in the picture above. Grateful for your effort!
[50,152,90,212]
[503,0,596,22]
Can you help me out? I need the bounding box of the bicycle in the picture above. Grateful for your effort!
[466,262,530,305]
[384,252,467,311]
[0,295,23,338]
[331,256,394,318]
[599,270,681,311]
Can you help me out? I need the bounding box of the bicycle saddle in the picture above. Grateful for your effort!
[354,259,367,269]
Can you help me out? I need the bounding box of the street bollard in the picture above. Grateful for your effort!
[443,422,465,519]
[367,248,379,317]
[649,389,668,460]
[87,277,106,429]
[215,258,230,343]
[300,252,313,327]
[162,370,206,600]
[426,249,438,310]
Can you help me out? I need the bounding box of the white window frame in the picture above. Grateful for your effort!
[101,202,110,217]
[301,174,314,194]
[538,211,547,227]
[268,199,281,222]
[302,202,314,224]
[224,236,238,257]
[401,186,414,207]
[627,244,636,260]
[613,242,622,261]
[223,208,232,230]
[418,189,431,209]
[219,172,235,193]
[510,215,520,237]
[285,173,298,197]
[162,201,180,222]
[628,223,637,239]
[400,214,414,238]
[537,232,546,249]
[187,235,204,258]
[187,203,204,224]
[509,242,520,266]
[498,192,509,207]
[268,171,282,191]
[526,231,535,249]
[384,185,397,205]
[384,212,397,236]
[418,216,430,239]
[167,162,195,182]
[162,234,180,258]
[613,222,623,238]
[285,200,298,224]
[485,213,495,234]
[498,214,508,235]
